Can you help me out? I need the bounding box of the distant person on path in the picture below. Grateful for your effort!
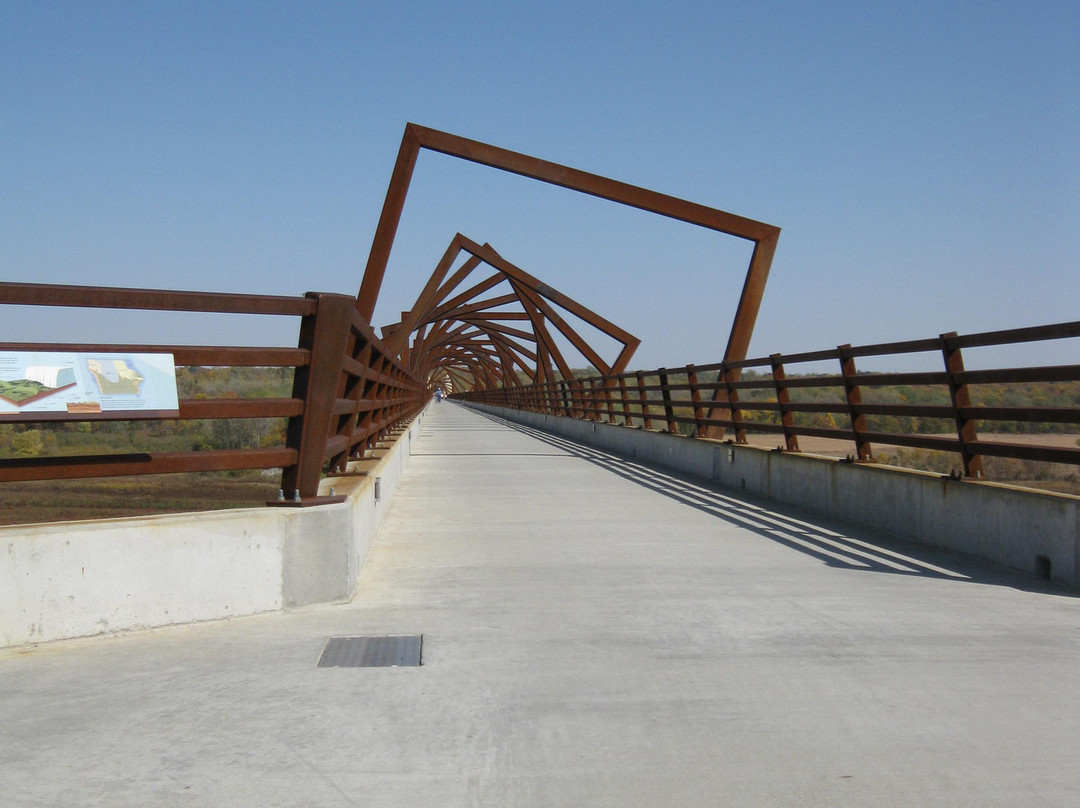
[434,388,443,403]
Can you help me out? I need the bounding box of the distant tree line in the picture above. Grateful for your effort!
[560,368,1080,436]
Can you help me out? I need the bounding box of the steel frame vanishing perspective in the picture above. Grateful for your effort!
[8,123,1073,499]
[359,123,780,396]
[1,123,780,499]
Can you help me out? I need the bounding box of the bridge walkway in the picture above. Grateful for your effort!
[1,401,1077,806]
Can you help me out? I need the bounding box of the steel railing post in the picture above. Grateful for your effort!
[941,332,984,478]
[838,345,873,462]
[282,293,354,500]
[721,363,746,443]
[769,354,799,451]
[687,364,706,438]
[658,368,678,434]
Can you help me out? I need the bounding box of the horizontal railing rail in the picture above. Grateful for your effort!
[1,283,428,502]
[455,321,1080,479]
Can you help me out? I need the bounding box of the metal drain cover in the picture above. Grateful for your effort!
[318,635,422,668]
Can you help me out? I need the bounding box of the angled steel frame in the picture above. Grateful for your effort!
[380,233,639,390]
[358,123,781,375]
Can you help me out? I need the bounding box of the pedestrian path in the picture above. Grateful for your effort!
[1,401,1077,807]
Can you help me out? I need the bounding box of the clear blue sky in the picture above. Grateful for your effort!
[2,1,1077,371]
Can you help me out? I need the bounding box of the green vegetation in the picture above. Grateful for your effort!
[0,378,52,404]
[569,368,1080,436]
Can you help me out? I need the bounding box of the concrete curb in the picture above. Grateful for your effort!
[0,407,428,648]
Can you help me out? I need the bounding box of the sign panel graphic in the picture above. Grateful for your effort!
[0,352,179,421]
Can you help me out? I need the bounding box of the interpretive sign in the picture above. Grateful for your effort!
[0,352,179,421]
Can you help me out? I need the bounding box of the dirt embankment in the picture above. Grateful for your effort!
[0,475,280,527]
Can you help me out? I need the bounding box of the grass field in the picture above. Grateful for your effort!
[0,473,280,527]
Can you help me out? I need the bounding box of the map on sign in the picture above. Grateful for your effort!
[86,359,145,395]
[0,352,179,420]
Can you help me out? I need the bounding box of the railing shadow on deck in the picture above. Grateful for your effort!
[466,406,1077,598]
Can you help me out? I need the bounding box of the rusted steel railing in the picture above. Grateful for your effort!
[455,321,1080,478]
[0,282,427,503]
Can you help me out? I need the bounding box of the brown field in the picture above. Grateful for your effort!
[738,432,1080,497]
[0,473,280,527]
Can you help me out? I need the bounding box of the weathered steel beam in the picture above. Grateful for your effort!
[358,123,779,376]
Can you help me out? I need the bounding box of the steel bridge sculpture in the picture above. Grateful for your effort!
[376,233,640,394]
[2,123,1078,504]
[357,123,779,386]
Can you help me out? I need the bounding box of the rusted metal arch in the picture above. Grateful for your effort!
[426,343,502,390]
[426,332,504,368]
[440,312,539,344]
[417,279,513,331]
[433,349,489,384]
[407,293,557,390]
[358,123,780,380]
[510,285,566,384]
[408,317,539,385]
[417,321,542,389]
[424,345,491,383]
[415,321,505,362]
[425,335,538,387]
[415,235,639,377]
[379,234,639,392]
[408,312,540,387]
[419,332,534,391]
[411,310,539,363]
[420,292,521,330]
[470,238,638,372]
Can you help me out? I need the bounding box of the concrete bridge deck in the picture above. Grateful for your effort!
[2,402,1077,806]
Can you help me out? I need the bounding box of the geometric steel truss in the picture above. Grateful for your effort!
[358,123,781,399]
[7,124,1076,500]
[379,233,640,390]
[0,122,782,499]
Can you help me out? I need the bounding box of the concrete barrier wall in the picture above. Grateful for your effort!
[465,403,1080,588]
[0,408,427,648]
